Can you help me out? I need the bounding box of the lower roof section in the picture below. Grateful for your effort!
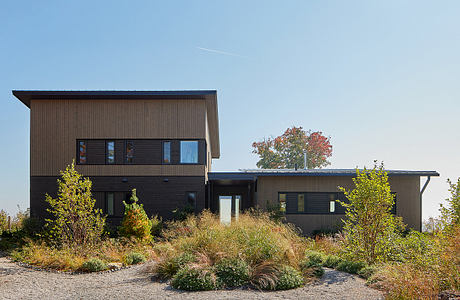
[209,169,439,181]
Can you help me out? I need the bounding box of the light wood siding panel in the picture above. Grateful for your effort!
[257,175,421,234]
[31,99,207,176]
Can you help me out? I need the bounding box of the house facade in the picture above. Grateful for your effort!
[14,90,438,235]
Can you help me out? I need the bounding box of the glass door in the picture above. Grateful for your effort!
[219,195,242,224]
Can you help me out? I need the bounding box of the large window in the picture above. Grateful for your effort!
[106,141,115,164]
[278,192,349,214]
[163,141,171,164]
[180,141,198,164]
[126,141,134,163]
[79,141,87,164]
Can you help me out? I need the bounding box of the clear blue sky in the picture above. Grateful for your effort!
[1,1,459,220]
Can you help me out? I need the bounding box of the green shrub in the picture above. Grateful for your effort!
[150,215,163,237]
[81,258,107,272]
[155,252,196,279]
[275,265,304,290]
[125,252,146,265]
[215,258,250,287]
[357,265,378,280]
[323,255,343,268]
[119,189,152,241]
[336,260,366,274]
[304,250,326,265]
[300,257,324,278]
[171,266,219,291]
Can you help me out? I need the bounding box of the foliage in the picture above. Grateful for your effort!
[44,161,105,248]
[12,237,152,272]
[171,266,219,291]
[336,260,366,274]
[119,189,152,242]
[81,258,107,272]
[172,204,194,221]
[322,255,343,268]
[215,258,250,287]
[338,163,405,264]
[0,209,7,234]
[274,265,304,290]
[151,211,310,290]
[125,252,146,265]
[303,250,326,265]
[150,215,163,237]
[357,265,378,280]
[251,126,332,169]
[440,177,460,234]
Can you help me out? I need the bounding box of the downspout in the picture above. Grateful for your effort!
[420,176,431,231]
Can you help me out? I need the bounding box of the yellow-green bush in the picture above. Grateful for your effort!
[119,189,152,242]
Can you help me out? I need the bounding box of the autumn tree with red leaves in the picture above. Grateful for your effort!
[251,126,332,169]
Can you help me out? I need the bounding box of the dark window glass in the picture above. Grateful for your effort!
[186,192,197,207]
[297,194,305,212]
[126,141,134,163]
[79,141,87,164]
[163,141,171,164]
[180,141,198,163]
[106,141,115,164]
[106,192,114,216]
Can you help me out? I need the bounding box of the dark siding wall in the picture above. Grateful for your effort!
[31,176,205,221]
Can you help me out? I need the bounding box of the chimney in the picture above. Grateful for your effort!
[303,150,308,169]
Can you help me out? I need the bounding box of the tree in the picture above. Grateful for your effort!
[251,126,332,169]
[338,163,404,264]
[440,177,460,235]
[119,189,152,241]
[45,161,105,248]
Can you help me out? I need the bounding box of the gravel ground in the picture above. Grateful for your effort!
[0,256,383,300]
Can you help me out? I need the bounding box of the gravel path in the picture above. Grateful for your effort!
[0,256,383,299]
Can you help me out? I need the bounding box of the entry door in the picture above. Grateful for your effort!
[219,195,241,224]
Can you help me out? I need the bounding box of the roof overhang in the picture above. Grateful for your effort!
[12,90,220,158]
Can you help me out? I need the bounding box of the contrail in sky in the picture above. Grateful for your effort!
[196,47,247,58]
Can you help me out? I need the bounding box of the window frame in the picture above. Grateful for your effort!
[277,192,348,215]
[106,140,115,164]
[77,140,87,164]
[179,140,199,164]
[162,141,171,164]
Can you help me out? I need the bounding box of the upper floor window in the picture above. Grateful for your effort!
[126,141,134,163]
[79,141,87,164]
[163,141,171,164]
[180,141,198,164]
[106,141,115,164]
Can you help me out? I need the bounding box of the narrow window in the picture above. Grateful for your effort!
[297,194,305,213]
[106,192,114,216]
[186,191,197,208]
[278,193,287,213]
[163,141,171,164]
[329,201,335,213]
[126,141,134,163]
[106,141,115,164]
[79,141,87,164]
[180,141,198,164]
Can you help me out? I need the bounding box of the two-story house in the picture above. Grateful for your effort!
[14,90,439,234]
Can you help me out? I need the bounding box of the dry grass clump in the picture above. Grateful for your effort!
[150,210,309,290]
[11,237,153,272]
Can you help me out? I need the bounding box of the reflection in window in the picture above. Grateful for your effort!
[180,141,198,164]
[330,201,335,213]
[79,141,87,164]
[106,192,114,216]
[126,141,134,163]
[278,193,286,213]
[106,141,115,164]
[163,141,171,163]
[297,194,305,212]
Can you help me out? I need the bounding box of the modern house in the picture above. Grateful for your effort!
[13,90,439,234]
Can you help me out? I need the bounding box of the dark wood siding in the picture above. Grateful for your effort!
[31,176,205,220]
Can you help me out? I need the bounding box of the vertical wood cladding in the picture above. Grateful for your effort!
[257,175,421,234]
[30,99,208,176]
[31,176,205,220]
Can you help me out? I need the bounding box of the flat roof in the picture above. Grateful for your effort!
[12,90,220,158]
[209,168,439,180]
